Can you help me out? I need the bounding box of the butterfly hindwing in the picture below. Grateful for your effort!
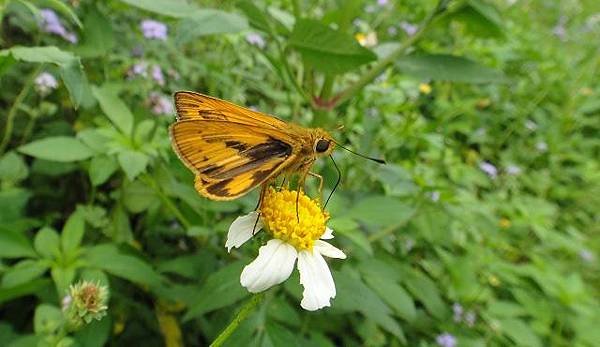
[170,120,297,200]
[174,91,288,130]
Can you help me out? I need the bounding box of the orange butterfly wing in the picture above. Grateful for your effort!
[174,91,289,129]
[170,120,299,200]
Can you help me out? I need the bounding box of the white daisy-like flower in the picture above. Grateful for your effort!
[226,188,346,311]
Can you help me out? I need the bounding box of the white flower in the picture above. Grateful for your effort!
[226,188,346,311]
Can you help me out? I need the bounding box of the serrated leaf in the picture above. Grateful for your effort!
[289,19,377,74]
[18,136,94,162]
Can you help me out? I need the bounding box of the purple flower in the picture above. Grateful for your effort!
[404,238,415,252]
[245,33,266,49]
[506,165,521,176]
[452,303,463,322]
[552,17,567,41]
[39,9,78,43]
[580,249,595,263]
[127,61,148,79]
[35,72,58,95]
[149,92,174,115]
[479,161,498,179]
[465,311,477,327]
[430,191,440,202]
[387,26,398,36]
[436,333,457,347]
[141,19,168,40]
[377,0,389,6]
[399,21,418,36]
[150,65,165,86]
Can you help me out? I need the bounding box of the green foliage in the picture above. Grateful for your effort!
[1,0,599,346]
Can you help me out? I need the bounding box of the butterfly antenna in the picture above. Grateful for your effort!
[332,140,386,164]
[324,155,342,208]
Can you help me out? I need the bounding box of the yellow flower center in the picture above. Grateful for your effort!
[260,187,328,251]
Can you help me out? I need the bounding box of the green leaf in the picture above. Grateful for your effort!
[183,261,249,320]
[363,274,416,322]
[88,155,118,186]
[92,86,134,136]
[117,150,149,181]
[329,217,373,255]
[59,59,92,109]
[33,304,62,334]
[402,270,446,320]
[0,188,31,223]
[34,227,60,259]
[4,46,76,66]
[1,260,49,287]
[0,279,51,306]
[61,210,85,255]
[123,180,158,213]
[118,0,200,18]
[0,151,29,184]
[395,54,505,83]
[236,1,271,33]
[449,0,504,38]
[264,322,303,346]
[74,317,111,347]
[0,226,36,259]
[176,10,248,45]
[487,301,527,318]
[18,136,94,162]
[334,269,405,342]
[348,196,413,227]
[77,7,115,57]
[499,319,542,347]
[86,244,164,290]
[289,19,377,75]
[51,265,76,296]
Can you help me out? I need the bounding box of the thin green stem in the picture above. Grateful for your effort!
[332,0,451,108]
[141,174,192,229]
[210,293,264,347]
[0,65,43,154]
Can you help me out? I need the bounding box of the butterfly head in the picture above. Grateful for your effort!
[312,129,336,157]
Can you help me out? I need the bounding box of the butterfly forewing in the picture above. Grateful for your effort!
[174,91,288,129]
[170,120,298,200]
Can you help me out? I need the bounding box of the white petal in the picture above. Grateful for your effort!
[314,240,346,259]
[321,227,334,240]
[240,239,297,293]
[225,212,263,252]
[297,250,336,311]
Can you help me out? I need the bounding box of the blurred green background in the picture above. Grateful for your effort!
[1,0,599,346]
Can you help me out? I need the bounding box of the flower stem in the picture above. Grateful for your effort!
[210,293,264,347]
[331,0,451,108]
[0,65,43,154]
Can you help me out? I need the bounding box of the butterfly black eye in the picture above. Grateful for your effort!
[315,139,330,153]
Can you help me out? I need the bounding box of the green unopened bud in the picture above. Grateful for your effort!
[63,280,109,330]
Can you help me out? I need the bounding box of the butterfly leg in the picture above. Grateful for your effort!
[308,171,324,203]
[252,184,269,235]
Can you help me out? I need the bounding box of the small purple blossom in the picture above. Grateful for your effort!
[387,26,398,36]
[430,191,440,202]
[580,249,595,263]
[479,161,498,179]
[39,9,78,43]
[506,165,522,176]
[452,303,463,322]
[404,238,415,252]
[552,16,567,41]
[150,65,165,86]
[245,33,266,49]
[141,19,168,40]
[377,0,389,6]
[399,21,418,36]
[436,333,457,347]
[128,61,148,79]
[35,72,58,96]
[465,311,477,327]
[148,92,174,115]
